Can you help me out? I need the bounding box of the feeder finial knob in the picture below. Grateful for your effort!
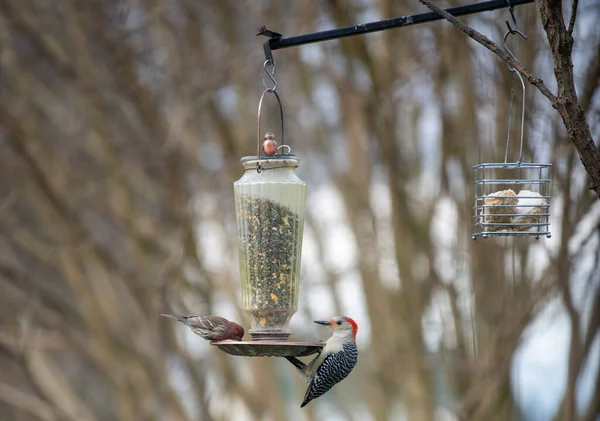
[262,132,278,155]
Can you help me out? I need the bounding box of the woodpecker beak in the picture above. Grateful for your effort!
[314,320,332,326]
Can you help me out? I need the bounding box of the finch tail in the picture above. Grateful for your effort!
[160,314,187,324]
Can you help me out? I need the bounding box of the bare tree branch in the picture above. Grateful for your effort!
[567,0,578,37]
[535,0,600,196]
[580,47,600,112]
[419,0,558,105]
[581,236,600,359]
[582,364,600,421]
[0,381,58,421]
[419,0,600,198]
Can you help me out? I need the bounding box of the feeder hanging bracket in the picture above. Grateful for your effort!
[257,0,534,62]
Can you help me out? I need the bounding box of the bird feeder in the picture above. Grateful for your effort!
[212,60,322,357]
[472,26,551,240]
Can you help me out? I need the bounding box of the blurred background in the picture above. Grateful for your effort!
[1,0,599,420]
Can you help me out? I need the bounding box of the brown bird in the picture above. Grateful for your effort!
[161,314,245,341]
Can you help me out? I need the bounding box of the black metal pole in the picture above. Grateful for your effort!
[262,0,534,59]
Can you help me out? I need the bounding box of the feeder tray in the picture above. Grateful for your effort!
[211,340,323,357]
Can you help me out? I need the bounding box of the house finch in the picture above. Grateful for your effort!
[161,314,245,341]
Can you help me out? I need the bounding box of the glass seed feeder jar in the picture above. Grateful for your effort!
[234,132,306,341]
[212,63,321,357]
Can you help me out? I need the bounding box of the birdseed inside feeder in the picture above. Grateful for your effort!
[234,142,306,341]
[213,136,323,357]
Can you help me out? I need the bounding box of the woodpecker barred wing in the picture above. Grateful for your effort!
[300,342,358,407]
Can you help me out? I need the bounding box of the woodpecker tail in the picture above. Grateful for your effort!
[285,356,307,372]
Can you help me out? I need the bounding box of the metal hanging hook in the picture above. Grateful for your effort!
[505,0,519,33]
[256,85,285,173]
[502,11,528,166]
[262,59,277,92]
[503,0,528,72]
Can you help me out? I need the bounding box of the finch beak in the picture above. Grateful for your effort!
[314,320,332,326]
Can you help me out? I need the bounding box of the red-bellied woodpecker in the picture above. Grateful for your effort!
[161,314,245,341]
[285,316,358,407]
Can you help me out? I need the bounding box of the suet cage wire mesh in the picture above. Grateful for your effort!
[472,162,551,239]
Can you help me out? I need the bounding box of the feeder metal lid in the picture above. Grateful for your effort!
[240,155,299,170]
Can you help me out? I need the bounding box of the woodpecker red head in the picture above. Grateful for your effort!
[285,315,359,407]
[314,316,358,341]
[161,314,244,341]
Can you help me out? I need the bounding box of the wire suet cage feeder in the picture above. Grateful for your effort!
[473,163,551,239]
[472,22,551,240]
